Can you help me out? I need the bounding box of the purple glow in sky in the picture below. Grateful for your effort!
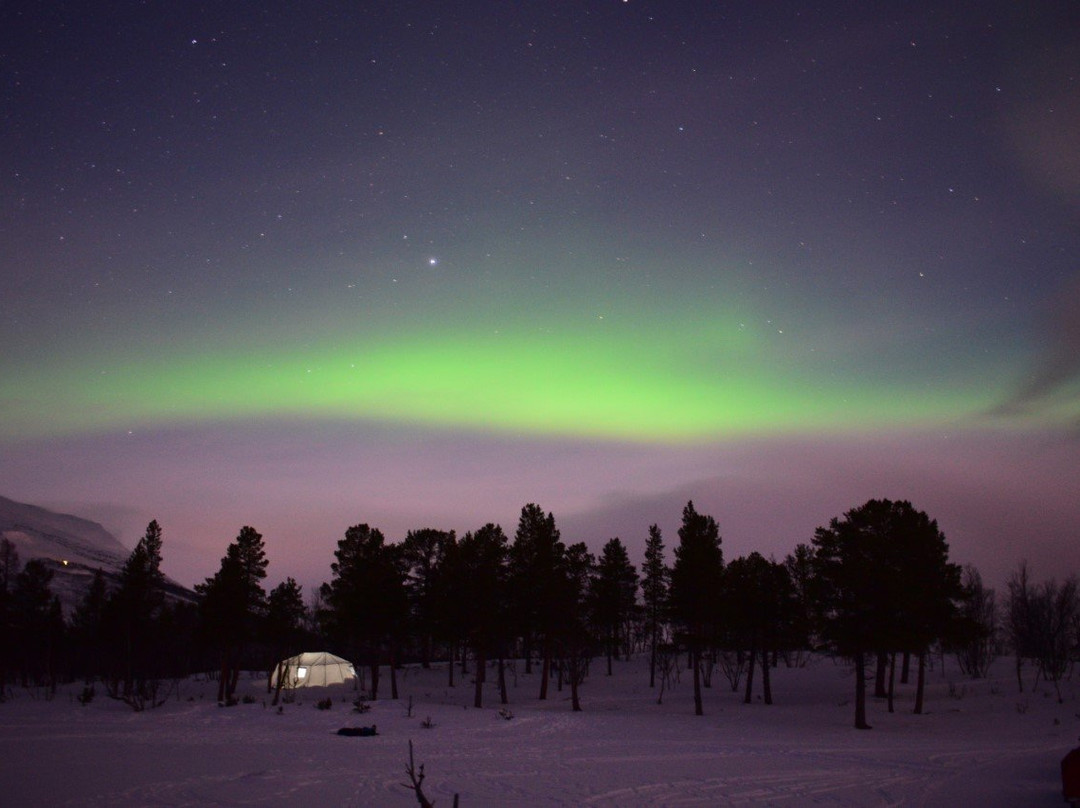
[2,1,1077,592]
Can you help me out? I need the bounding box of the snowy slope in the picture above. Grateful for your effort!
[0,494,196,612]
[0,494,129,570]
[0,654,1074,806]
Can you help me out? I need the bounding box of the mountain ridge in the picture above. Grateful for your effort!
[0,494,196,611]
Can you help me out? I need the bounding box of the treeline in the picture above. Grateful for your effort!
[1,499,1077,728]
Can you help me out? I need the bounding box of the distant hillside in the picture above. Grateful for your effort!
[0,494,130,570]
[0,495,196,612]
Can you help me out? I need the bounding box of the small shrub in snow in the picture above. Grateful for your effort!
[316,697,333,710]
[353,699,371,713]
[421,716,435,729]
[77,685,95,706]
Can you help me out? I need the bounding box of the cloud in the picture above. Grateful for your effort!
[994,274,1080,418]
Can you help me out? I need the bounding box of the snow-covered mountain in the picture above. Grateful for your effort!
[0,494,130,571]
[0,494,196,612]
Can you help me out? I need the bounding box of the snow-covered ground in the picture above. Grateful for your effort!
[1,654,1075,806]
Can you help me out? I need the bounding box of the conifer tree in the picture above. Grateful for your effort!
[781,543,816,667]
[509,503,565,697]
[641,524,668,688]
[723,552,794,705]
[400,528,456,669]
[107,520,167,698]
[813,499,960,727]
[320,523,407,700]
[591,537,638,676]
[266,577,307,701]
[0,538,19,698]
[669,501,723,716]
[197,525,269,703]
[561,541,596,711]
[71,568,108,682]
[12,559,64,691]
[455,523,509,708]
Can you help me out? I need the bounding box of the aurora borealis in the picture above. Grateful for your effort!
[2,2,1078,590]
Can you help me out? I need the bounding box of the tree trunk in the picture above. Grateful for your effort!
[874,650,888,698]
[914,650,926,714]
[271,659,287,706]
[369,655,380,701]
[498,653,508,705]
[229,662,240,700]
[762,646,772,705]
[390,645,399,700]
[854,650,871,729]
[447,641,455,688]
[743,645,756,704]
[539,636,551,700]
[900,650,911,684]
[887,651,896,713]
[692,645,703,716]
[217,655,228,703]
[474,645,486,708]
[649,626,657,688]
[123,624,134,699]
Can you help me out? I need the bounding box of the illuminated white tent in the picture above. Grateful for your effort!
[271,652,357,689]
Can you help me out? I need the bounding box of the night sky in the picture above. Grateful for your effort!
[2,1,1078,592]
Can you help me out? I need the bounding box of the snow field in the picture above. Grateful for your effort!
[0,654,1075,806]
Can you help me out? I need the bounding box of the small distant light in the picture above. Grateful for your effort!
[62,559,69,566]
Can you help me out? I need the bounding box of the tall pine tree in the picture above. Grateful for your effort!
[669,501,723,716]
[641,524,668,689]
[197,525,268,703]
[509,503,565,698]
[591,537,638,676]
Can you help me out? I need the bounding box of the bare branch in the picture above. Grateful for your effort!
[403,740,435,808]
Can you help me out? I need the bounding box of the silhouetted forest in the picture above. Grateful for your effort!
[2,499,1076,728]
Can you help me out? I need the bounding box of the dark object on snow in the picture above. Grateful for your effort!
[1063,744,1080,803]
[337,725,378,737]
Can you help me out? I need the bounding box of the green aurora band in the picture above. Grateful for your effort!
[2,310,1012,443]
